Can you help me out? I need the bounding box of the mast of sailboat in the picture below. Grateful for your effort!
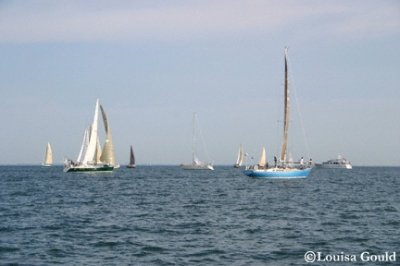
[280,48,290,165]
[192,112,196,163]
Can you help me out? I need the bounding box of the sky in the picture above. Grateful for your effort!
[0,0,399,166]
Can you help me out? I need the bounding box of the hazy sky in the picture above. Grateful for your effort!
[0,0,399,166]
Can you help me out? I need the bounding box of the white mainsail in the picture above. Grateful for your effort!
[43,142,53,166]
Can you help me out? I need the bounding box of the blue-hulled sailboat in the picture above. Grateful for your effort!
[244,48,312,179]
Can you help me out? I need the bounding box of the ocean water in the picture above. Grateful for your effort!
[0,166,399,265]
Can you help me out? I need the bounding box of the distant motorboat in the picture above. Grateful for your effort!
[318,155,352,169]
[126,145,136,168]
[244,48,313,179]
[180,113,214,171]
[42,142,53,166]
[64,99,117,172]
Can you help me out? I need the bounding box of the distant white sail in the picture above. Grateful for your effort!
[258,147,266,167]
[42,142,53,166]
[235,144,244,166]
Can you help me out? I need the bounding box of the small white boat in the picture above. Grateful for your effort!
[42,142,53,166]
[181,113,214,171]
[319,155,352,169]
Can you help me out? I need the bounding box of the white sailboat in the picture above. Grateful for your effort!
[42,142,53,166]
[64,99,117,172]
[233,144,244,168]
[244,48,313,178]
[126,145,136,168]
[181,113,214,170]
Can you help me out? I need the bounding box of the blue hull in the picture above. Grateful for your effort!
[244,167,312,179]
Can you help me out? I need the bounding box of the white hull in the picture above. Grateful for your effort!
[318,163,352,169]
[180,164,214,170]
[319,156,352,169]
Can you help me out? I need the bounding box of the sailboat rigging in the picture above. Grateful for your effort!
[180,113,214,170]
[244,48,312,178]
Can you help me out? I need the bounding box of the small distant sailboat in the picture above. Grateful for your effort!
[244,48,312,179]
[233,144,244,168]
[64,99,117,172]
[181,113,214,170]
[126,145,136,168]
[42,142,53,166]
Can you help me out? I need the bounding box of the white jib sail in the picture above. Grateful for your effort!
[77,128,89,163]
[82,99,100,165]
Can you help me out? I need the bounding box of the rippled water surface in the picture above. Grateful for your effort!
[1,166,399,265]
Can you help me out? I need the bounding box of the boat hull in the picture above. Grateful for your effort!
[64,165,114,173]
[126,165,136,168]
[244,167,312,179]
